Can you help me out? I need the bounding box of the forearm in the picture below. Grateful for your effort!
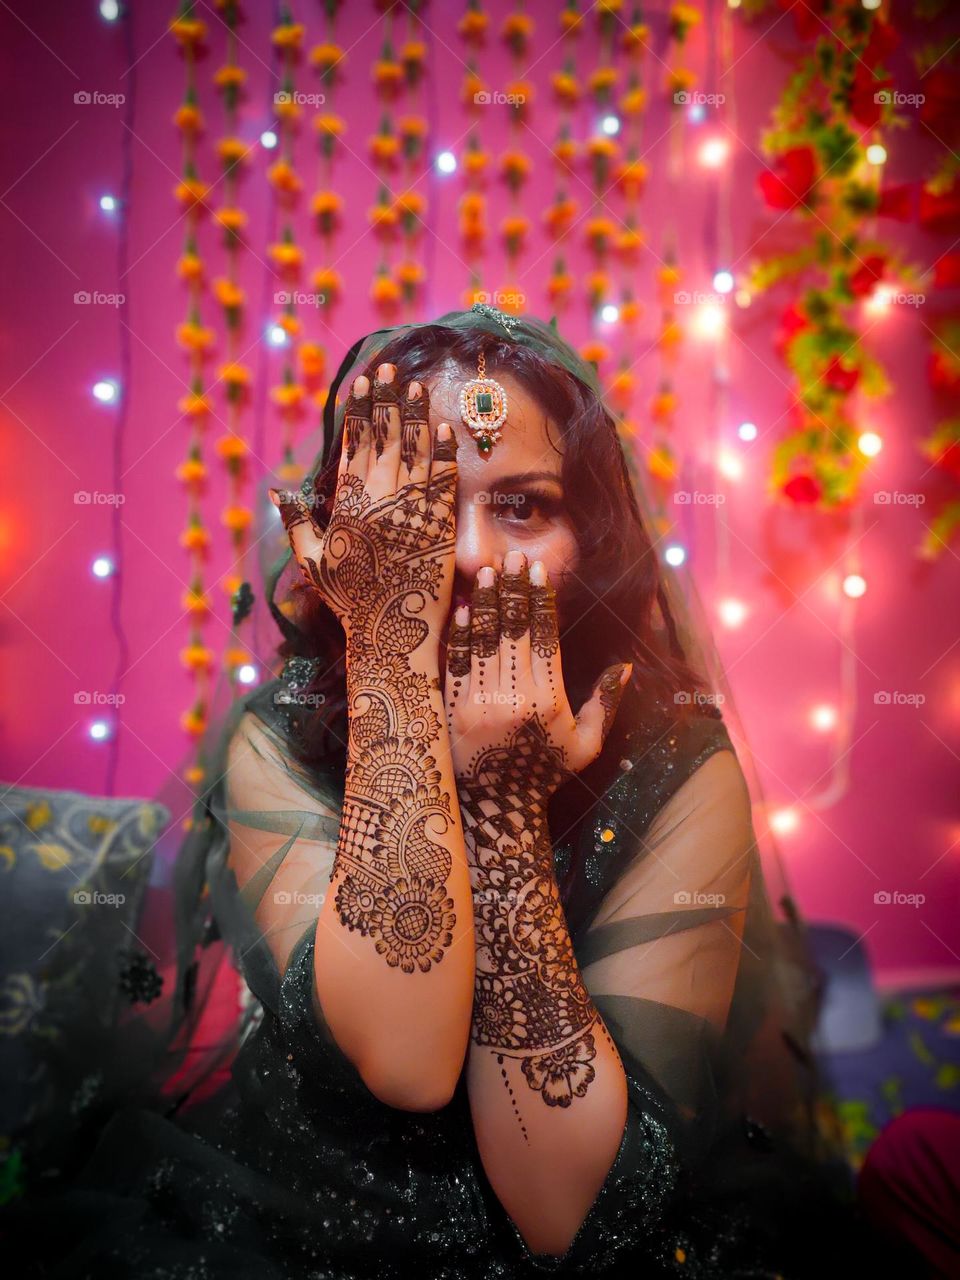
[314,637,475,1110]
[460,796,628,1257]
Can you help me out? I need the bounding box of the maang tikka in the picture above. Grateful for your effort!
[459,343,509,455]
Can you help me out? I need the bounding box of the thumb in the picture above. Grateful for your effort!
[268,487,324,570]
[574,661,633,764]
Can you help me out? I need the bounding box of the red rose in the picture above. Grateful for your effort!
[919,187,960,234]
[934,254,960,289]
[824,356,860,394]
[774,303,811,359]
[783,473,822,504]
[932,441,960,483]
[861,20,899,71]
[920,70,960,141]
[928,350,960,395]
[758,146,817,211]
[877,184,914,221]
[776,0,830,41]
[849,254,886,298]
[849,65,894,129]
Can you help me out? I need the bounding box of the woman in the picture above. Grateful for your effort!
[6,306,857,1276]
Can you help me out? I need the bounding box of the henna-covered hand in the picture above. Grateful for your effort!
[445,552,631,1114]
[270,364,464,976]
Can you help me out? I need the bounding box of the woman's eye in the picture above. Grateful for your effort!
[492,492,562,524]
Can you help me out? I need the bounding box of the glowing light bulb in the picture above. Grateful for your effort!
[810,704,838,732]
[713,270,734,294]
[99,194,117,212]
[718,598,747,628]
[864,285,894,316]
[858,431,882,458]
[866,144,887,165]
[436,150,457,174]
[688,103,706,124]
[92,556,114,578]
[738,421,758,442]
[698,138,729,168]
[600,303,619,324]
[770,807,799,835]
[728,0,742,8]
[694,302,726,338]
[267,324,289,347]
[862,0,881,8]
[842,573,867,599]
[237,664,258,685]
[600,114,621,136]
[260,130,278,150]
[664,544,686,567]
[717,450,744,481]
[89,720,112,741]
[93,379,119,403]
[100,0,120,19]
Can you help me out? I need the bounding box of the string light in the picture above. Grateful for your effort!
[266,323,289,347]
[693,302,726,338]
[99,0,120,19]
[737,421,758,442]
[664,544,687,567]
[600,303,619,323]
[866,143,887,166]
[718,598,748,627]
[842,573,867,599]
[99,194,118,212]
[770,807,799,835]
[698,138,730,168]
[237,664,258,685]
[600,114,621,136]
[858,431,883,457]
[864,285,894,315]
[713,270,734,293]
[436,150,457,174]
[91,556,115,578]
[687,102,707,124]
[810,704,838,732]
[92,378,120,403]
[260,129,279,149]
[717,449,744,480]
[88,720,113,742]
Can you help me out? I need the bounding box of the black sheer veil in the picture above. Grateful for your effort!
[86,305,844,1215]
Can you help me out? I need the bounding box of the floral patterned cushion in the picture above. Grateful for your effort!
[0,784,169,1192]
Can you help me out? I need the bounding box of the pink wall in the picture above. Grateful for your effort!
[1,0,957,986]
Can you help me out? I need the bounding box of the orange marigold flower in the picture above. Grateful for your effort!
[184,765,205,785]
[548,272,573,299]
[271,22,304,49]
[622,23,651,53]
[371,272,402,307]
[214,206,247,231]
[462,284,488,307]
[176,253,204,282]
[181,589,210,616]
[170,17,206,46]
[267,160,302,194]
[395,190,426,217]
[460,192,486,219]
[543,197,578,235]
[502,13,535,51]
[399,116,428,142]
[368,202,399,232]
[180,708,208,737]
[276,313,301,337]
[177,321,216,352]
[178,392,212,418]
[267,242,304,270]
[314,114,345,137]
[586,136,618,160]
[215,433,249,461]
[274,94,301,123]
[585,271,611,301]
[609,369,635,402]
[176,459,208,485]
[460,219,487,248]
[222,505,253,531]
[621,298,642,324]
[670,3,702,38]
[174,178,209,208]
[648,444,678,483]
[462,72,485,105]
[659,265,682,288]
[299,342,325,378]
[224,647,250,667]
[216,137,248,164]
[222,574,244,597]
[174,104,204,133]
[500,151,532,183]
[506,79,534,110]
[312,267,342,298]
[585,217,617,251]
[458,10,488,41]
[213,278,245,309]
[396,261,425,285]
[650,391,678,422]
[311,190,343,223]
[554,137,578,166]
[463,147,489,175]
[580,341,610,365]
[659,320,683,350]
[551,72,581,106]
[496,286,525,315]
[560,9,583,35]
[400,41,426,66]
[620,86,648,116]
[667,68,697,95]
[501,215,530,239]
[616,157,649,195]
[588,67,619,95]
[213,65,247,89]
[309,42,344,71]
[219,362,251,387]
[179,523,210,552]
[374,60,404,93]
[180,643,214,670]
[270,384,305,409]
[369,134,400,164]
[615,228,646,260]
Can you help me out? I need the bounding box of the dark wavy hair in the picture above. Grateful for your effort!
[273,321,712,861]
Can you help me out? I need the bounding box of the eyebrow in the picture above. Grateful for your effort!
[489,471,563,487]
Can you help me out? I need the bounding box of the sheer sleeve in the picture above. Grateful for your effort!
[204,696,342,1014]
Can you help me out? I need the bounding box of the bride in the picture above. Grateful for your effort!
[6,305,858,1277]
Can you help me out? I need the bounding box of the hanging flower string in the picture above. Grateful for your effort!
[497,5,533,313]
[546,0,583,310]
[171,2,214,752]
[268,6,308,491]
[459,0,490,306]
[393,1,427,317]
[369,9,403,316]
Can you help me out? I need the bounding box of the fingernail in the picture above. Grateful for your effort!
[504,549,525,575]
[454,605,470,626]
[353,374,369,395]
[529,560,547,586]
[407,380,421,399]
[620,663,633,686]
[267,488,280,507]
[477,566,495,588]
[377,363,395,382]
[437,422,451,440]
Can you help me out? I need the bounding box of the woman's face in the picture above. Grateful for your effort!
[423,360,581,627]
